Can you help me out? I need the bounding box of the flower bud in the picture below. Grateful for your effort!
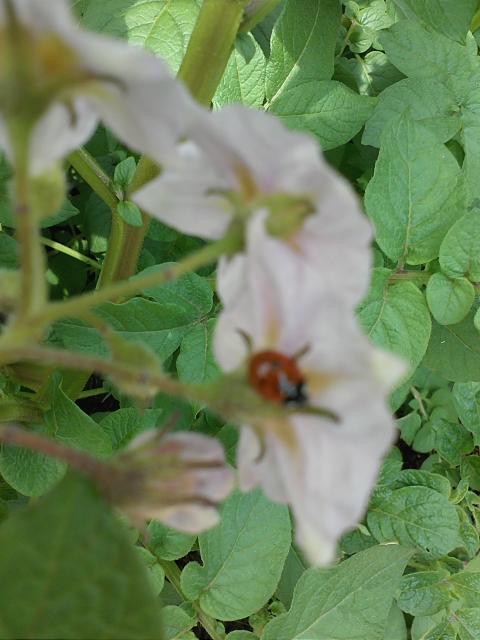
[104,330,163,403]
[115,430,234,533]
[30,164,66,221]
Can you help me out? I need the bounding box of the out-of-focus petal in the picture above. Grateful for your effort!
[132,143,231,239]
[118,430,234,535]
[29,99,98,175]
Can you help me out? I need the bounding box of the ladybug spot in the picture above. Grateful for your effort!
[249,350,307,406]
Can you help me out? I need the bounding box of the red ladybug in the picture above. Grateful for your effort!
[249,350,307,406]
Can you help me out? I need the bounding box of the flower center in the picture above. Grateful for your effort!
[248,350,308,406]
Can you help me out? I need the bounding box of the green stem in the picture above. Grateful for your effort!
[0,345,191,400]
[178,0,250,106]
[471,8,480,33]
[0,399,43,423]
[103,0,250,285]
[32,229,242,328]
[68,148,120,210]
[159,560,225,640]
[98,156,160,286]
[239,0,283,33]
[389,271,431,284]
[41,237,101,270]
[76,386,109,399]
[11,123,47,318]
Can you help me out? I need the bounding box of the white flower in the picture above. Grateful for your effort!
[0,0,196,174]
[118,430,234,534]
[133,105,372,308]
[214,212,406,565]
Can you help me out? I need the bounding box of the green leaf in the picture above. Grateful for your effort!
[456,608,480,640]
[439,211,480,281]
[423,310,480,382]
[363,78,461,148]
[337,50,404,98]
[161,605,196,640]
[449,572,480,607]
[269,79,375,150]
[345,0,395,54]
[266,0,341,102]
[82,0,201,73]
[0,424,66,497]
[99,408,162,450]
[147,520,195,561]
[380,20,477,85]
[377,446,403,487]
[397,570,451,616]
[45,375,112,458]
[227,633,256,640]
[0,377,111,497]
[0,474,164,639]
[391,470,451,497]
[392,0,477,43]
[432,418,474,466]
[0,198,79,229]
[117,200,144,227]
[276,546,307,608]
[181,489,291,621]
[367,486,461,557]
[426,273,474,325]
[364,114,461,265]
[0,233,18,268]
[177,319,220,384]
[261,545,412,640]
[114,157,137,190]
[461,456,480,491]
[358,269,432,372]
[136,264,213,318]
[384,604,407,640]
[410,611,452,640]
[397,412,422,446]
[50,299,193,361]
[453,383,480,444]
[235,32,256,63]
[213,37,266,108]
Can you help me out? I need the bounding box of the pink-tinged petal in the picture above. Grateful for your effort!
[29,99,98,176]
[157,504,220,534]
[132,142,232,240]
[119,430,234,534]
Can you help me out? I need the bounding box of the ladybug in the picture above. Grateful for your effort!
[249,350,307,406]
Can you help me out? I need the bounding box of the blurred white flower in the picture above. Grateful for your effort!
[214,212,405,565]
[133,105,372,307]
[118,430,234,534]
[0,0,195,174]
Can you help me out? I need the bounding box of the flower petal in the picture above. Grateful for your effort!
[132,142,232,239]
[29,99,98,175]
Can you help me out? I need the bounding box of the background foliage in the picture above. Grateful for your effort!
[2,0,480,638]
